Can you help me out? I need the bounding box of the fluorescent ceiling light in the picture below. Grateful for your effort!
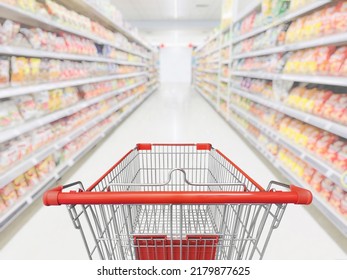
[174,0,178,18]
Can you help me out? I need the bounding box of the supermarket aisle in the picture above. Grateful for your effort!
[0,83,346,260]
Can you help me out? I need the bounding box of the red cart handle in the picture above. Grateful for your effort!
[43,184,312,206]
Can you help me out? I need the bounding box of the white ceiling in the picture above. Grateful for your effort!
[111,0,223,21]
[110,0,223,46]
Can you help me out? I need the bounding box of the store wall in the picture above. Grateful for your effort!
[159,47,192,83]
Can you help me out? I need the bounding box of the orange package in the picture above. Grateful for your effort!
[316,46,336,74]
[328,46,347,75]
[333,1,347,34]
[312,88,333,116]
[314,133,339,158]
[310,172,325,193]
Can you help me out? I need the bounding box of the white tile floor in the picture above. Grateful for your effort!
[0,84,346,260]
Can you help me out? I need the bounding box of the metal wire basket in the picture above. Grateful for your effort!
[44,143,312,260]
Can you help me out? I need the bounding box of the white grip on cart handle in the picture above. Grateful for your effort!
[43,184,312,206]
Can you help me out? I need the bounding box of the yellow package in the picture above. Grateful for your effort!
[29,58,41,83]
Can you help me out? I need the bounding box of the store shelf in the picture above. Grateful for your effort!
[227,109,347,237]
[228,102,343,187]
[221,42,231,49]
[233,46,286,59]
[0,80,146,144]
[196,48,220,59]
[195,86,217,109]
[0,86,157,232]
[231,70,279,80]
[280,74,347,87]
[203,78,219,87]
[231,71,347,87]
[276,162,347,237]
[0,45,149,66]
[56,0,153,51]
[230,87,347,139]
[0,72,147,98]
[0,2,150,59]
[232,0,331,44]
[234,0,261,23]
[195,31,220,53]
[221,60,231,64]
[197,69,219,74]
[220,77,230,83]
[233,32,347,59]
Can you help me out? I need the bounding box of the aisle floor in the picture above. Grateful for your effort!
[0,84,346,260]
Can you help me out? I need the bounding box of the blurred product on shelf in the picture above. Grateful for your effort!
[285,84,347,124]
[0,0,150,56]
[234,1,347,54]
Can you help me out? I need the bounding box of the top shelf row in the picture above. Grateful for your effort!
[0,0,155,53]
[232,0,332,44]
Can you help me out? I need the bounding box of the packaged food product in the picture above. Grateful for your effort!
[15,134,32,159]
[320,178,335,200]
[321,94,347,124]
[0,195,7,213]
[0,182,18,207]
[324,140,344,164]
[321,5,337,35]
[334,143,347,171]
[310,172,325,192]
[11,56,31,86]
[35,155,56,179]
[0,99,23,130]
[29,57,41,82]
[315,134,339,157]
[13,174,29,196]
[14,95,38,120]
[24,166,40,187]
[48,88,63,112]
[340,191,347,216]
[312,89,333,116]
[0,56,10,88]
[328,46,347,75]
[33,91,50,115]
[316,46,336,74]
[329,187,345,212]
[333,1,347,34]
[303,166,316,184]
[0,141,19,174]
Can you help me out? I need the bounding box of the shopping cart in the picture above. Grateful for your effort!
[44,143,312,260]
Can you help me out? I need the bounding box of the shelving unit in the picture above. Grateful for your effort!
[0,86,156,231]
[227,107,347,236]
[194,0,347,236]
[0,0,159,231]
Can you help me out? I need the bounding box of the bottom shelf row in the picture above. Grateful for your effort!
[0,86,157,231]
[196,87,347,237]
